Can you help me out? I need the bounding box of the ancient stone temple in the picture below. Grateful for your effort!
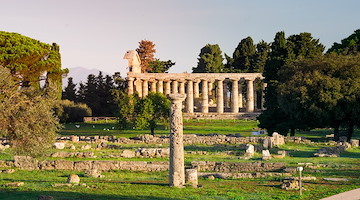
[124,50,266,119]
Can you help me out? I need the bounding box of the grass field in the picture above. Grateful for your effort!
[0,119,359,200]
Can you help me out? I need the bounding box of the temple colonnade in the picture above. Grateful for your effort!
[126,72,265,114]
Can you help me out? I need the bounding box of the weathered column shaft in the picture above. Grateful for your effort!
[165,81,171,95]
[142,80,149,97]
[201,79,209,113]
[216,80,224,113]
[179,81,185,94]
[208,82,213,96]
[168,93,186,188]
[135,79,143,98]
[238,82,243,108]
[127,77,134,95]
[172,80,179,94]
[231,79,239,113]
[246,79,255,112]
[157,80,164,94]
[194,81,200,98]
[150,81,157,93]
[186,80,194,113]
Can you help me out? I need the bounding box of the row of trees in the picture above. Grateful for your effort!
[190,30,359,140]
[192,37,269,73]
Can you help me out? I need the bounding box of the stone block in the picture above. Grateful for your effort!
[14,156,39,170]
[245,144,255,157]
[53,142,65,149]
[350,139,359,147]
[74,161,92,171]
[54,160,74,170]
[67,174,80,184]
[262,150,271,160]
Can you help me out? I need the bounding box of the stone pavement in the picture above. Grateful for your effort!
[320,188,360,200]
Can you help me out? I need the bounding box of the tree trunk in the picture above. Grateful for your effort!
[290,128,295,136]
[150,127,155,136]
[347,121,354,142]
[334,123,340,141]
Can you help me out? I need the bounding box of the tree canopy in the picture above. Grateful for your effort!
[327,29,360,54]
[0,31,67,93]
[193,44,224,73]
[0,66,60,156]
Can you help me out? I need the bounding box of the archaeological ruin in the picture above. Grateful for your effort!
[124,50,266,119]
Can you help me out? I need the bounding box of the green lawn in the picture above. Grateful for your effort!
[1,119,359,200]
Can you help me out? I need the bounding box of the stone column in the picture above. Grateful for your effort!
[165,80,171,95]
[142,79,149,97]
[246,78,255,112]
[168,93,186,188]
[193,79,200,109]
[127,77,134,95]
[208,81,213,96]
[216,79,224,113]
[135,79,142,98]
[201,79,209,113]
[179,80,185,94]
[231,79,239,113]
[193,80,200,98]
[185,168,198,188]
[261,82,267,110]
[238,81,243,109]
[150,80,157,93]
[157,80,164,94]
[186,80,194,113]
[172,80,179,94]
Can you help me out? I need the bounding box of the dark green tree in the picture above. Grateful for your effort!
[232,37,256,72]
[192,44,224,73]
[62,77,77,102]
[327,29,360,54]
[259,31,325,136]
[253,40,270,73]
[148,59,175,73]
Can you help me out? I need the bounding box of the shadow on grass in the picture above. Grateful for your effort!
[0,190,180,200]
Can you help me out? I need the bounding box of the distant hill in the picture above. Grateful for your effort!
[62,67,111,88]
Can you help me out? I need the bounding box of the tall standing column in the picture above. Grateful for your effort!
[208,81,213,96]
[135,79,142,98]
[168,93,186,188]
[127,77,134,95]
[179,80,185,94]
[157,80,164,94]
[172,80,179,94]
[216,79,224,113]
[246,79,255,112]
[165,80,171,95]
[261,82,267,110]
[150,80,157,93]
[238,81,243,109]
[231,79,239,113]
[201,79,209,113]
[193,80,200,98]
[193,80,200,109]
[186,80,194,113]
[142,79,149,97]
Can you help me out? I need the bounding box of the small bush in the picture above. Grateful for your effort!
[54,100,92,123]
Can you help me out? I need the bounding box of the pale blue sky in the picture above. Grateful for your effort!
[1,0,359,76]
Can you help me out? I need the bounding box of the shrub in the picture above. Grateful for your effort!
[54,100,92,123]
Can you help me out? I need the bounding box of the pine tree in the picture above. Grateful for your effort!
[232,37,256,72]
[62,77,77,102]
[136,40,156,73]
[192,44,224,73]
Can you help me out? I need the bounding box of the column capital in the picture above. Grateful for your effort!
[167,94,187,102]
[245,77,256,81]
[126,77,134,81]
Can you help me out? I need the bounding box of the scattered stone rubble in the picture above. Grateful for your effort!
[314,141,355,157]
